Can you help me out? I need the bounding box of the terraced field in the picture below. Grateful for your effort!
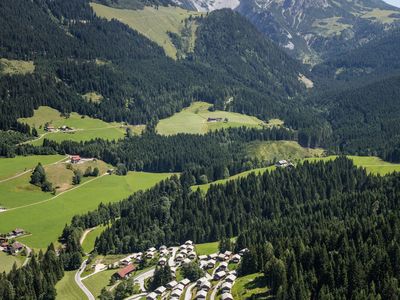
[157,102,266,135]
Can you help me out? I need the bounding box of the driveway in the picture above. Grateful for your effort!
[75,260,95,300]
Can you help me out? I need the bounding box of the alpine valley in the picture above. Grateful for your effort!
[1,0,400,299]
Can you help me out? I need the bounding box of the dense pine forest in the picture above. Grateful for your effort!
[58,158,400,298]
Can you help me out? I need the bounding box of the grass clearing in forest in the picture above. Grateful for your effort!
[0,58,35,76]
[0,172,174,250]
[55,271,86,300]
[232,273,270,299]
[90,3,204,59]
[82,224,108,254]
[306,155,400,175]
[246,140,324,164]
[18,106,138,145]
[156,102,266,135]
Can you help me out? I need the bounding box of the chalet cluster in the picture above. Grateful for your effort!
[44,124,74,132]
[0,229,26,255]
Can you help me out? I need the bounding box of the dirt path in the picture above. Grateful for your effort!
[4,173,108,212]
[0,156,68,184]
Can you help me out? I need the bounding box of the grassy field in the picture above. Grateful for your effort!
[0,58,35,76]
[361,8,400,23]
[312,17,352,37]
[0,154,65,181]
[306,155,400,175]
[0,251,24,273]
[192,166,275,193]
[82,91,103,103]
[195,241,219,255]
[156,102,266,135]
[0,171,174,250]
[0,159,110,209]
[246,141,324,164]
[232,273,270,299]
[55,271,86,300]
[193,155,400,192]
[82,224,108,254]
[90,3,204,59]
[83,269,116,298]
[18,106,134,145]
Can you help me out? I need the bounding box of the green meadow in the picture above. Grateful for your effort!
[232,273,269,299]
[0,252,25,273]
[83,269,116,298]
[193,156,400,192]
[156,102,266,135]
[0,154,65,181]
[0,172,173,250]
[82,225,108,254]
[306,155,400,175]
[195,241,219,255]
[246,140,324,163]
[90,3,204,59]
[55,271,86,300]
[18,106,134,145]
[0,58,35,76]
[192,166,275,193]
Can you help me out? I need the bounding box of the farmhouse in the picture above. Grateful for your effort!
[10,242,24,254]
[70,155,81,164]
[275,159,294,168]
[45,125,56,132]
[12,228,25,236]
[116,264,135,279]
[207,117,224,123]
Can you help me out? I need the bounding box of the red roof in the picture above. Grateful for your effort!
[71,155,81,160]
[117,264,135,278]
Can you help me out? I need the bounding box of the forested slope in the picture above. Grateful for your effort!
[0,0,310,136]
[61,157,400,298]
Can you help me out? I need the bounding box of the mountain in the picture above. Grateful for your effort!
[184,0,400,63]
[0,0,309,135]
[313,27,400,81]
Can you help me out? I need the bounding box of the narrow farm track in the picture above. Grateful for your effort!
[0,156,68,184]
[4,173,108,212]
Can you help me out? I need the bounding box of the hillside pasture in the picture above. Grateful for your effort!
[246,140,324,164]
[156,101,265,135]
[90,3,204,59]
[192,166,275,193]
[0,58,35,76]
[0,154,65,181]
[83,269,116,298]
[195,241,219,255]
[82,224,108,254]
[55,271,86,300]
[18,106,130,144]
[232,273,269,299]
[0,171,174,250]
[0,252,24,273]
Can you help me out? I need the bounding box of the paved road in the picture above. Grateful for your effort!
[135,268,155,292]
[75,260,95,300]
[184,283,196,300]
[168,247,178,267]
[210,280,223,300]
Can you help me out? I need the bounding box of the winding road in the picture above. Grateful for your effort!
[75,260,95,300]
